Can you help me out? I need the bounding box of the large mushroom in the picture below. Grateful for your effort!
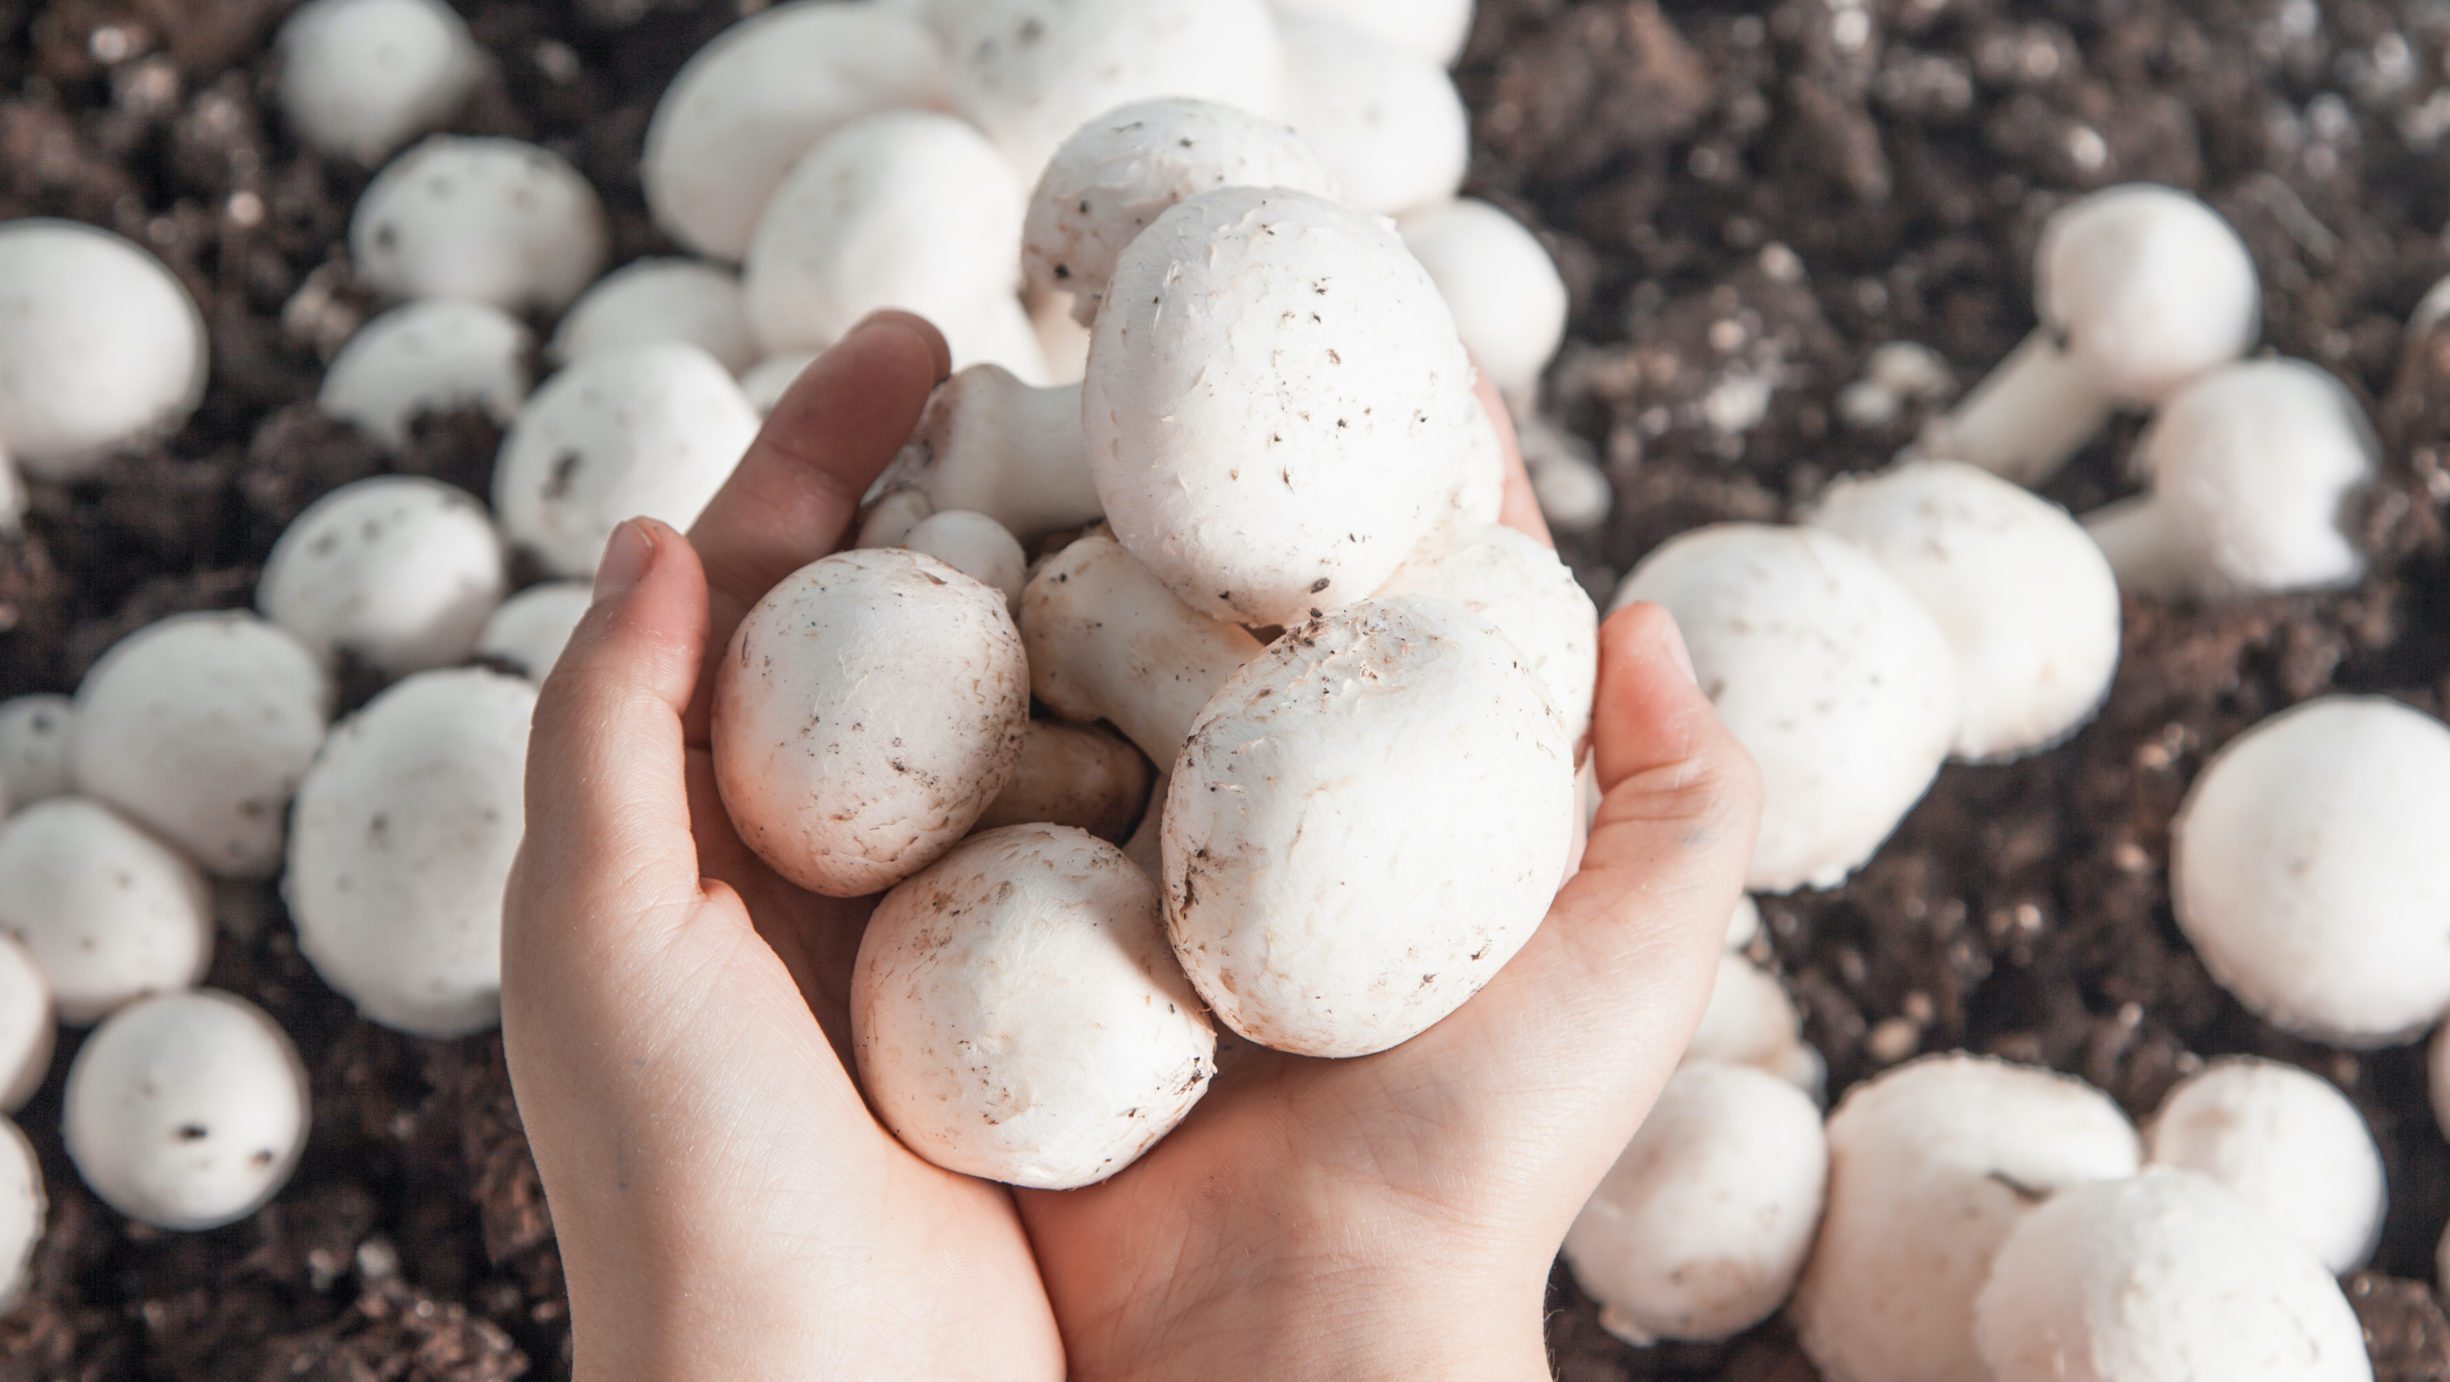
[0,798,212,1026]
[0,221,208,480]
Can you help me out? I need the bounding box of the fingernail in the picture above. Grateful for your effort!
[1660,615,1698,686]
[594,519,654,603]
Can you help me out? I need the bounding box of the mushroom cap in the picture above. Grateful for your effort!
[713,549,1030,897]
[1275,0,1476,65]
[0,1119,38,1311]
[902,510,1028,613]
[492,342,760,577]
[2173,696,2450,1044]
[742,111,1025,357]
[1725,894,1762,950]
[739,353,816,417]
[2144,1057,2384,1275]
[852,824,1215,1188]
[72,612,333,879]
[2037,184,2260,405]
[258,475,507,676]
[0,798,211,1026]
[286,669,535,1038]
[1086,187,1479,626]
[1276,16,1469,217]
[0,936,54,1113]
[1792,1053,2141,1382]
[551,258,759,375]
[1165,595,1576,1057]
[1973,1169,2370,1382]
[350,136,609,313]
[642,0,949,261]
[276,0,481,165]
[1378,523,1599,748]
[0,695,75,807]
[1686,954,1821,1095]
[0,220,208,478]
[63,990,310,1233]
[1564,1062,1828,1346]
[1611,524,1961,894]
[318,299,533,451]
[1808,459,2120,762]
[1022,98,1338,321]
[1400,199,1567,405]
[975,720,1154,843]
[475,581,590,680]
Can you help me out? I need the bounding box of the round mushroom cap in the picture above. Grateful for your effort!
[1686,954,1821,1095]
[1808,459,2120,762]
[276,0,481,165]
[492,343,760,577]
[1792,1053,2141,1382]
[713,549,1030,897]
[1378,523,1599,747]
[1275,0,1475,65]
[552,258,758,375]
[742,112,1025,358]
[1973,1169,2370,1382]
[2037,184,2260,405]
[0,798,210,1027]
[1564,1062,1827,1346]
[1611,524,1961,894]
[63,990,310,1233]
[1400,199,1567,405]
[1022,98,1338,321]
[350,137,609,313]
[2145,1057,2383,1275]
[0,694,75,806]
[1086,187,1479,626]
[853,825,1215,1188]
[0,936,54,1113]
[902,510,1027,613]
[1165,595,1577,1057]
[258,476,507,676]
[475,581,590,680]
[287,669,535,1038]
[0,1120,40,1311]
[72,612,333,879]
[739,353,816,416]
[0,220,208,478]
[1276,17,1469,218]
[318,299,534,451]
[2173,696,2450,1045]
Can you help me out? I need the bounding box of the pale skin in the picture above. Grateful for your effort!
[502,313,1763,1381]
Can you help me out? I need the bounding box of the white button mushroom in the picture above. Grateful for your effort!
[551,259,759,375]
[0,1118,38,1311]
[351,137,610,314]
[642,0,950,262]
[1519,418,1614,536]
[1725,894,1762,951]
[899,510,1027,613]
[317,299,534,452]
[474,581,589,680]
[2144,1057,2384,1275]
[1808,459,2120,763]
[713,549,1030,897]
[0,221,208,480]
[72,613,334,879]
[0,798,212,1026]
[739,353,816,417]
[492,343,761,578]
[870,365,1098,541]
[1686,954,1823,1096]
[63,989,310,1233]
[2172,696,2450,1045]
[1379,523,1600,747]
[276,0,482,165]
[1086,187,1482,626]
[258,476,508,677]
[974,720,1153,844]
[1166,596,1577,1057]
[1022,98,1338,325]
[1273,0,1475,66]
[1400,199,1568,408]
[0,936,53,1113]
[1611,524,1961,894]
[287,669,534,1038]
[2083,357,2375,600]
[1972,1169,2371,1382]
[1564,1062,1827,1346]
[1276,17,1470,218]
[1917,184,2259,485]
[852,824,1215,1189]
[855,486,937,552]
[1791,1054,2142,1382]
[0,694,75,807]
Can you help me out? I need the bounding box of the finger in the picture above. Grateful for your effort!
[1476,365,1550,546]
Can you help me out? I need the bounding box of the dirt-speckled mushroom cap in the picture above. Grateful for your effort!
[276,0,481,165]
[2035,185,2259,406]
[1164,595,1576,1057]
[0,936,53,1113]
[551,258,758,374]
[713,549,1030,897]
[317,299,533,452]
[1792,1053,2141,1382]
[286,669,535,1039]
[63,990,310,1233]
[0,220,209,479]
[1564,1062,1827,1346]
[1399,199,1567,405]
[350,137,608,313]
[1086,187,1480,626]
[258,476,507,677]
[475,582,589,681]
[0,694,75,806]
[1973,1169,2371,1382]
[852,824,1215,1189]
[1611,524,1961,894]
[1275,0,1475,66]
[1276,16,1469,217]
[492,342,760,577]
[72,612,334,879]
[0,1119,41,1311]
[2145,1057,2384,1275]
[1379,523,1598,748]
[2172,696,2450,1045]
[0,798,211,1027]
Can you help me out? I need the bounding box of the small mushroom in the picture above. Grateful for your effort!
[317,299,533,452]
[551,259,759,374]
[350,136,610,313]
[0,1119,40,1311]
[1274,0,1475,66]
[1378,523,1599,748]
[899,511,1028,613]
[2144,1057,2384,1275]
[1517,417,1614,536]
[276,0,481,165]
[1685,954,1823,1096]
[0,936,54,1113]
[0,695,75,807]
[475,582,590,681]
[258,476,508,678]
[1275,17,1470,218]
[1399,199,1567,408]
[867,365,1099,541]
[0,798,211,1027]
[975,720,1153,843]
[0,220,209,480]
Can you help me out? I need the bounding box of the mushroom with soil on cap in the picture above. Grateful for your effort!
[1400,199,1568,410]
[2144,1056,2384,1275]
[975,720,1152,844]
[0,695,74,807]
[0,937,52,1113]
[1275,17,1470,218]
[475,582,590,681]
[551,259,759,375]
[257,476,507,678]
[350,136,609,313]
[0,1120,40,1312]
[0,798,212,1026]
[0,220,209,480]
[864,365,1100,542]
[1378,522,1599,749]
[317,299,533,452]
[276,0,482,166]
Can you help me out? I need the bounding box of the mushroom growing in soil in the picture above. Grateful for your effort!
[350,136,610,313]
[1611,524,1961,894]
[2144,1057,2385,1275]
[317,299,534,452]
[2171,696,2450,1046]
[286,669,535,1039]
[713,549,1030,897]
[63,989,310,1233]
[0,798,212,1026]
[0,1119,37,1311]
[0,937,54,1114]
[2083,357,2375,600]
[474,582,590,681]
[257,475,508,677]
[866,365,1099,541]
[0,694,74,807]
[1275,17,1470,218]
[551,259,760,375]
[0,220,209,479]
[974,721,1153,843]
[1165,595,1576,1057]
[851,824,1215,1189]
[1378,522,1600,748]
[1399,199,1568,409]
[1915,184,2259,485]
[275,0,481,166]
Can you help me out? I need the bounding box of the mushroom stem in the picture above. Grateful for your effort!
[869,366,1099,540]
[1919,329,2111,485]
[2080,495,2184,596]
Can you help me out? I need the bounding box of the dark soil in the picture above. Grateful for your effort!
[3,0,2449,1377]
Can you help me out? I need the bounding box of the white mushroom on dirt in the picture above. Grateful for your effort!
[317,299,533,452]
[868,365,1098,541]
[0,1120,39,1312]
[350,136,610,313]
[974,720,1153,843]
[899,510,1028,612]
[0,220,209,479]
[0,798,212,1026]
[551,259,759,375]
[0,695,74,807]
[1273,0,1476,66]
[1400,199,1568,408]
[276,0,482,166]
[63,989,310,1233]
[475,582,590,681]
[257,476,507,677]
[1275,16,1471,218]
[1518,418,1615,536]
[2144,1057,2385,1275]
[1378,522,1600,747]
[0,937,53,1114]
